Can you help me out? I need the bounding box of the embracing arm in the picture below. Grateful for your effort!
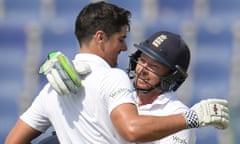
[110,103,186,142]
[5,119,41,144]
[111,98,229,143]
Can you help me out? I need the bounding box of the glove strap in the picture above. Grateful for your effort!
[183,110,199,128]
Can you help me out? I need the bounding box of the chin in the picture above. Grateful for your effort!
[112,63,117,67]
[137,81,147,86]
[109,62,117,67]
[136,83,148,89]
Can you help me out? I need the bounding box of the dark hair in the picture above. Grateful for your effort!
[75,1,131,45]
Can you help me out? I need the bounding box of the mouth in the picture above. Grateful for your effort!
[137,75,146,81]
[135,74,148,84]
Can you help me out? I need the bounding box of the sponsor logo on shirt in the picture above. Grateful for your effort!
[172,135,187,144]
[110,88,133,98]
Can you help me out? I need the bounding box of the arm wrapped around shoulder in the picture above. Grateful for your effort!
[184,99,229,129]
[39,51,91,96]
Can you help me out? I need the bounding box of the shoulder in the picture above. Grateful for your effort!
[38,83,58,98]
[30,83,58,108]
[107,68,128,76]
[101,68,130,83]
[164,92,190,113]
[170,100,189,113]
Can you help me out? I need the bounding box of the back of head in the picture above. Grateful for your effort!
[75,1,131,45]
[129,31,190,92]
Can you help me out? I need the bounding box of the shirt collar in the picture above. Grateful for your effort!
[151,92,176,105]
[137,92,176,109]
[74,53,111,68]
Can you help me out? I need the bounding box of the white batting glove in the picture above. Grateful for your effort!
[184,98,229,129]
[39,51,91,96]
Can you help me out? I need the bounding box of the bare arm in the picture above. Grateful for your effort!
[110,103,187,142]
[5,119,42,144]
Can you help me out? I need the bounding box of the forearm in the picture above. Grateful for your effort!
[112,99,229,142]
[5,119,41,144]
[111,104,187,142]
[129,114,187,142]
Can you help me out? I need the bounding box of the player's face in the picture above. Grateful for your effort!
[103,25,128,67]
[135,53,170,90]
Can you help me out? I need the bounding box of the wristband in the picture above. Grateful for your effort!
[183,110,199,128]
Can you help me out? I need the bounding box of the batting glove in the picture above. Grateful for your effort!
[39,51,91,96]
[184,98,229,129]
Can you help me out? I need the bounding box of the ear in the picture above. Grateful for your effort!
[96,30,105,44]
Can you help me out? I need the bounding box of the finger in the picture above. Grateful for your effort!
[55,62,76,93]
[46,73,63,95]
[206,99,228,106]
[220,119,229,129]
[221,110,229,120]
[51,69,70,95]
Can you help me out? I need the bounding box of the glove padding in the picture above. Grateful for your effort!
[191,98,229,129]
[39,51,91,96]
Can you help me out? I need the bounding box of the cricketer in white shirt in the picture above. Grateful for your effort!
[20,53,136,144]
[136,92,196,144]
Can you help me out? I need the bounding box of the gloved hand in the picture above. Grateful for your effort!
[185,98,229,129]
[39,51,91,96]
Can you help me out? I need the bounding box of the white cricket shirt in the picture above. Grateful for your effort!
[21,53,136,144]
[136,92,196,144]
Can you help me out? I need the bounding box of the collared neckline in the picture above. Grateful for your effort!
[137,92,176,109]
[74,53,111,68]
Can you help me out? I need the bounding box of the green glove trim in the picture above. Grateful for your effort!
[39,51,59,74]
[57,54,82,87]
[48,51,58,59]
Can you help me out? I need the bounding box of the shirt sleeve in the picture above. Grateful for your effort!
[20,84,52,132]
[159,99,196,144]
[100,68,137,114]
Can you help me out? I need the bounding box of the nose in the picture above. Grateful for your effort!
[137,63,148,75]
[121,43,128,51]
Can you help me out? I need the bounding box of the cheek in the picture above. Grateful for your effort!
[105,44,117,57]
[106,48,119,67]
[110,44,119,54]
[135,65,143,74]
[110,49,119,60]
[150,74,161,84]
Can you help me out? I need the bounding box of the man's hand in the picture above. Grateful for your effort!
[190,99,229,129]
[39,51,91,96]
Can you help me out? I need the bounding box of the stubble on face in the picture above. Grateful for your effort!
[104,26,128,67]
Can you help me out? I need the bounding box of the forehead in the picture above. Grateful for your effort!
[140,53,171,74]
[140,53,169,68]
[140,53,158,63]
[112,25,128,38]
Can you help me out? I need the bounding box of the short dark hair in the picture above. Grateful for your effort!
[75,1,131,45]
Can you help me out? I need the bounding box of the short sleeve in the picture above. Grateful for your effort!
[100,68,137,114]
[20,84,52,132]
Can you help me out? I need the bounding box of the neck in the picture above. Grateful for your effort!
[137,90,162,106]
